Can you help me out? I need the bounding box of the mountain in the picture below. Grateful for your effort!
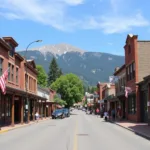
[18,44,124,86]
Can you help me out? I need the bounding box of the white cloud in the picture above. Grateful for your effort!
[83,13,149,34]
[0,0,149,33]
[108,42,113,45]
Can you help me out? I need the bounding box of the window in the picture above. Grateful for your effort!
[16,68,19,84]
[132,62,135,78]
[8,63,11,81]
[25,74,28,90]
[129,64,132,80]
[128,95,136,114]
[126,62,135,81]
[9,44,15,57]
[128,45,131,54]
[0,58,3,76]
[11,65,14,82]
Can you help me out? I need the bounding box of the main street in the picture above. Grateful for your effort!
[0,110,150,150]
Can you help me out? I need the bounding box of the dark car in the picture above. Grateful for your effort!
[52,109,65,119]
[63,108,70,117]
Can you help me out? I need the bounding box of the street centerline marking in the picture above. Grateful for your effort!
[73,120,78,150]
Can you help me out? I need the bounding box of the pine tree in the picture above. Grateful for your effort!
[48,57,62,86]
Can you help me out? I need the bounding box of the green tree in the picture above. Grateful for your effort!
[36,65,47,87]
[90,86,97,93]
[51,73,84,108]
[48,57,62,86]
[54,95,67,106]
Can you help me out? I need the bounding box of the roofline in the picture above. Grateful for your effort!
[114,64,126,76]
[3,37,18,47]
[15,52,24,61]
[0,38,11,51]
[138,41,150,42]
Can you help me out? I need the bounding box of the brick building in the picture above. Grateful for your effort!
[114,65,126,119]
[124,34,150,122]
[0,37,47,127]
[102,83,116,112]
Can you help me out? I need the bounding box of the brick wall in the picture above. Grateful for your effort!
[137,41,150,82]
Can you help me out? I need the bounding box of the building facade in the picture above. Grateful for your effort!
[0,37,51,128]
[114,65,126,119]
[124,34,150,122]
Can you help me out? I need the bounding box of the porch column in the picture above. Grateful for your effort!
[41,102,43,119]
[49,104,52,117]
[33,100,35,121]
[148,84,150,126]
[21,97,24,124]
[11,94,15,127]
[27,100,30,123]
[45,101,46,118]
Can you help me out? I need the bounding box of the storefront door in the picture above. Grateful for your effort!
[141,91,148,123]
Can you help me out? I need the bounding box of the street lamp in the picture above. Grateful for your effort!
[24,40,42,123]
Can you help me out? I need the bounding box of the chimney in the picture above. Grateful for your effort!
[114,67,120,72]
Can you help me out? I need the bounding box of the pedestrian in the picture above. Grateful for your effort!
[96,108,99,117]
[35,111,39,123]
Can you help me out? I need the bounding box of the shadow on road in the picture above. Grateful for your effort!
[70,113,78,115]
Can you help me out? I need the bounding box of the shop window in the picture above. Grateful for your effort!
[0,58,3,76]
[128,95,136,114]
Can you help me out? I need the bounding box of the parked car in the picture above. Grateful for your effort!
[63,108,70,117]
[52,109,65,119]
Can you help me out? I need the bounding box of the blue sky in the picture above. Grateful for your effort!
[0,0,150,56]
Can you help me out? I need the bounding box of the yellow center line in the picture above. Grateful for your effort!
[73,120,78,150]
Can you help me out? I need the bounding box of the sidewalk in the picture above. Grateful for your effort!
[110,120,150,140]
[0,118,50,134]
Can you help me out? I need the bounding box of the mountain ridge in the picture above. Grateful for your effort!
[18,43,124,85]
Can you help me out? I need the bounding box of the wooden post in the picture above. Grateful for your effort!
[33,100,35,121]
[27,100,30,123]
[49,104,52,117]
[21,98,24,124]
[45,101,46,118]
[11,94,15,127]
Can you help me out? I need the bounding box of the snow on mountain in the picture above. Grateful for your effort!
[31,43,86,56]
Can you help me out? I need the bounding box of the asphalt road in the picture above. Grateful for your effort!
[0,109,150,150]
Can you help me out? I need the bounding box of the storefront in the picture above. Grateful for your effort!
[138,75,150,125]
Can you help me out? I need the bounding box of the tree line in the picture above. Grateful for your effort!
[36,57,84,108]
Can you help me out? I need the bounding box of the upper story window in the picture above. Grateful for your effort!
[0,58,3,76]
[126,62,135,81]
[128,45,131,54]
[16,68,19,84]
[8,63,11,81]
[8,44,15,57]
[11,65,14,82]
[25,74,28,90]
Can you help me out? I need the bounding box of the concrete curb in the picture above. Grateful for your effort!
[0,118,50,134]
[109,120,150,140]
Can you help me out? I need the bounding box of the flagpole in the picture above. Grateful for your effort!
[24,40,42,123]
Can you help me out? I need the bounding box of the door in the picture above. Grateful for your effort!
[141,91,148,123]
[14,100,20,123]
[122,100,126,119]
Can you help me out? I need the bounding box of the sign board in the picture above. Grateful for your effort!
[94,94,99,98]
[147,101,150,106]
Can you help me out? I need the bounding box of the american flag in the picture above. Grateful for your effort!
[109,76,119,83]
[0,69,8,95]
[125,87,132,98]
